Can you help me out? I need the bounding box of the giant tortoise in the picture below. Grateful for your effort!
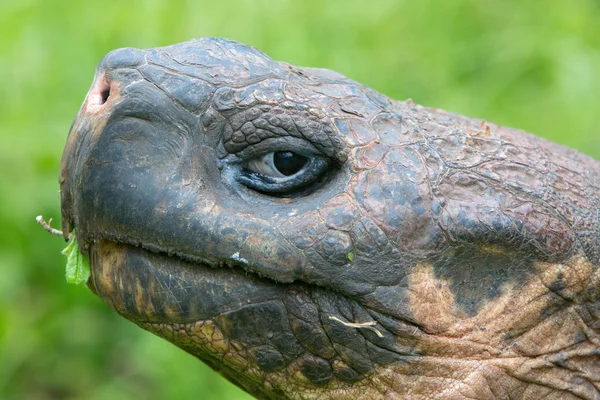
[58,38,600,399]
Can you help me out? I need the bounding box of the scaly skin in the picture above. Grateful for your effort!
[60,38,600,399]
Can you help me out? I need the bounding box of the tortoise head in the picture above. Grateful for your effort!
[60,38,600,399]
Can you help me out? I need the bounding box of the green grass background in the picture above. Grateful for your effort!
[1,0,599,398]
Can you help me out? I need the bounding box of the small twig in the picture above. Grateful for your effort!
[36,215,65,237]
[328,316,384,338]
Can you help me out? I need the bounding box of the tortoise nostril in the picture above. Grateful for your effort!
[87,75,111,111]
[95,77,111,105]
[100,87,110,104]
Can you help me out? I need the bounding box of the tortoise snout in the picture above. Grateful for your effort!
[85,47,146,113]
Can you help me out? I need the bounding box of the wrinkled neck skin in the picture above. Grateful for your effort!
[60,38,600,399]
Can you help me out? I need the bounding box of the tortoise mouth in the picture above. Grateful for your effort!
[86,240,310,398]
[86,239,405,339]
[87,239,290,324]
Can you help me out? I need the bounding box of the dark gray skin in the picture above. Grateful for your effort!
[60,38,600,399]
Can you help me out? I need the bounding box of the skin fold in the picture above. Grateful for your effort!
[60,38,600,399]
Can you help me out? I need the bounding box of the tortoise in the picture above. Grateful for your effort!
[59,38,600,399]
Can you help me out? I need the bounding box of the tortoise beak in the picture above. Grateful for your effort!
[60,70,120,241]
[60,47,141,241]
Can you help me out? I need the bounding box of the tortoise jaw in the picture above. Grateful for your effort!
[86,239,296,399]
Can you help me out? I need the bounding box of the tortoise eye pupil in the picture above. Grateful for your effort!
[273,151,307,176]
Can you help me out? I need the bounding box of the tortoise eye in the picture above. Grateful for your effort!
[247,151,308,178]
[240,152,330,196]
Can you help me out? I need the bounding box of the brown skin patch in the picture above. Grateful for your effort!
[403,254,600,398]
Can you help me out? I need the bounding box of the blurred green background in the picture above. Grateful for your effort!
[1,0,599,399]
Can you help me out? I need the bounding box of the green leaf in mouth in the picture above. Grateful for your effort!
[62,232,90,284]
